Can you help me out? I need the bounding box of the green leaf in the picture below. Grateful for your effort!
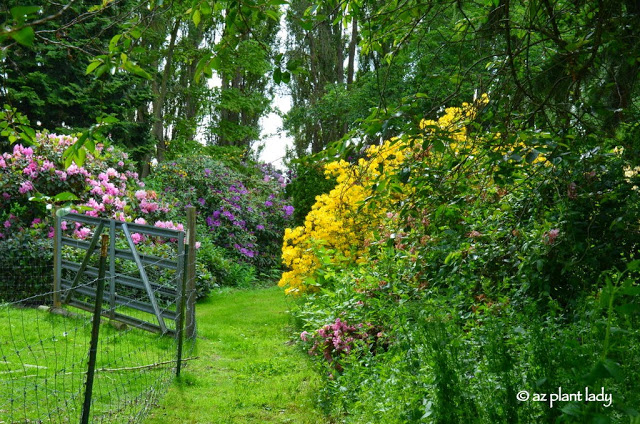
[300,19,313,31]
[602,359,623,381]
[109,34,122,51]
[76,146,86,167]
[432,139,445,153]
[266,9,280,21]
[626,260,640,271]
[19,125,36,143]
[130,28,142,39]
[123,61,152,79]
[273,67,282,84]
[95,64,110,78]
[53,192,79,202]
[85,60,102,75]
[56,207,72,217]
[193,9,201,26]
[10,6,41,21]
[525,149,540,164]
[11,26,35,47]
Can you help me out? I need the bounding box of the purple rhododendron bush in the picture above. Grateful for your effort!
[0,133,293,299]
[147,153,294,285]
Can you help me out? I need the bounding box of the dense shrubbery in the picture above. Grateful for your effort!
[1,133,292,301]
[285,100,640,423]
[0,230,52,303]
[285,157,336,226]
[146,152,293,285]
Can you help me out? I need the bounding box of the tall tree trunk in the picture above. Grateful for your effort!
[335,21,344,85]
[152,18,180,162]
[347,17,357,86]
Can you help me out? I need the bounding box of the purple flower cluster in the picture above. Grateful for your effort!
[152,156,295,271]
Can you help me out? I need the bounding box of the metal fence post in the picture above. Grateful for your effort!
[53,209,61,308]
[185,206,197,339]
[80,234,108,424]
[109,220,116,319]
[176,259,186,378]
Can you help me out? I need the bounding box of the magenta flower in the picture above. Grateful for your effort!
[19,181,34,194]
[543,228,560,245]
[140,199,159,214]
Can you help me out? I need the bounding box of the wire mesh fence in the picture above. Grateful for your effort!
[0,234,195,423]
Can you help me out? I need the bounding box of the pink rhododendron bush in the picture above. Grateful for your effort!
[1,133,294,300]
[0,133,204,301]
[1,133,176,240]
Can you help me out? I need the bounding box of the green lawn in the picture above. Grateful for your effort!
[0,303,176,423]
[145,286,326,424]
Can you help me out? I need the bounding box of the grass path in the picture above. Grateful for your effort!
[144,286,326,424]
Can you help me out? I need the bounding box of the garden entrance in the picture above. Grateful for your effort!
[53,211,195,336]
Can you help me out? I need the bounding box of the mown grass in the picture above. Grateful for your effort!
[0,302,176,423]
[145,286,327,424]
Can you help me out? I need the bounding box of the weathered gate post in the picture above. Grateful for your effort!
[185,206,197,339]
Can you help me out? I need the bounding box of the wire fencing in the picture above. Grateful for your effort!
[0,211,197,423]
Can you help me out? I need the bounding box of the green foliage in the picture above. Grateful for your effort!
[0,231,52,303]
[0,0,152,159]
[292,252,640,423]
[210,38,275,148]
[0,105,35,146]
[289,104,640,422]
[285,156,337,226]
[196,236,257,289]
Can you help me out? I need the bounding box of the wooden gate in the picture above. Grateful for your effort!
[53,213,186,335]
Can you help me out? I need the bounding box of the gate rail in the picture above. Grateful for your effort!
[53,212,186,335]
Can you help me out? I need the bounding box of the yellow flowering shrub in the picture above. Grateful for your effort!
[279,95,545,295]
[278,140,407,294]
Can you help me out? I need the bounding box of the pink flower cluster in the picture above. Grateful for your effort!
[1,133,183,244]
[543,228,560,245]
[305,318,376,371]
